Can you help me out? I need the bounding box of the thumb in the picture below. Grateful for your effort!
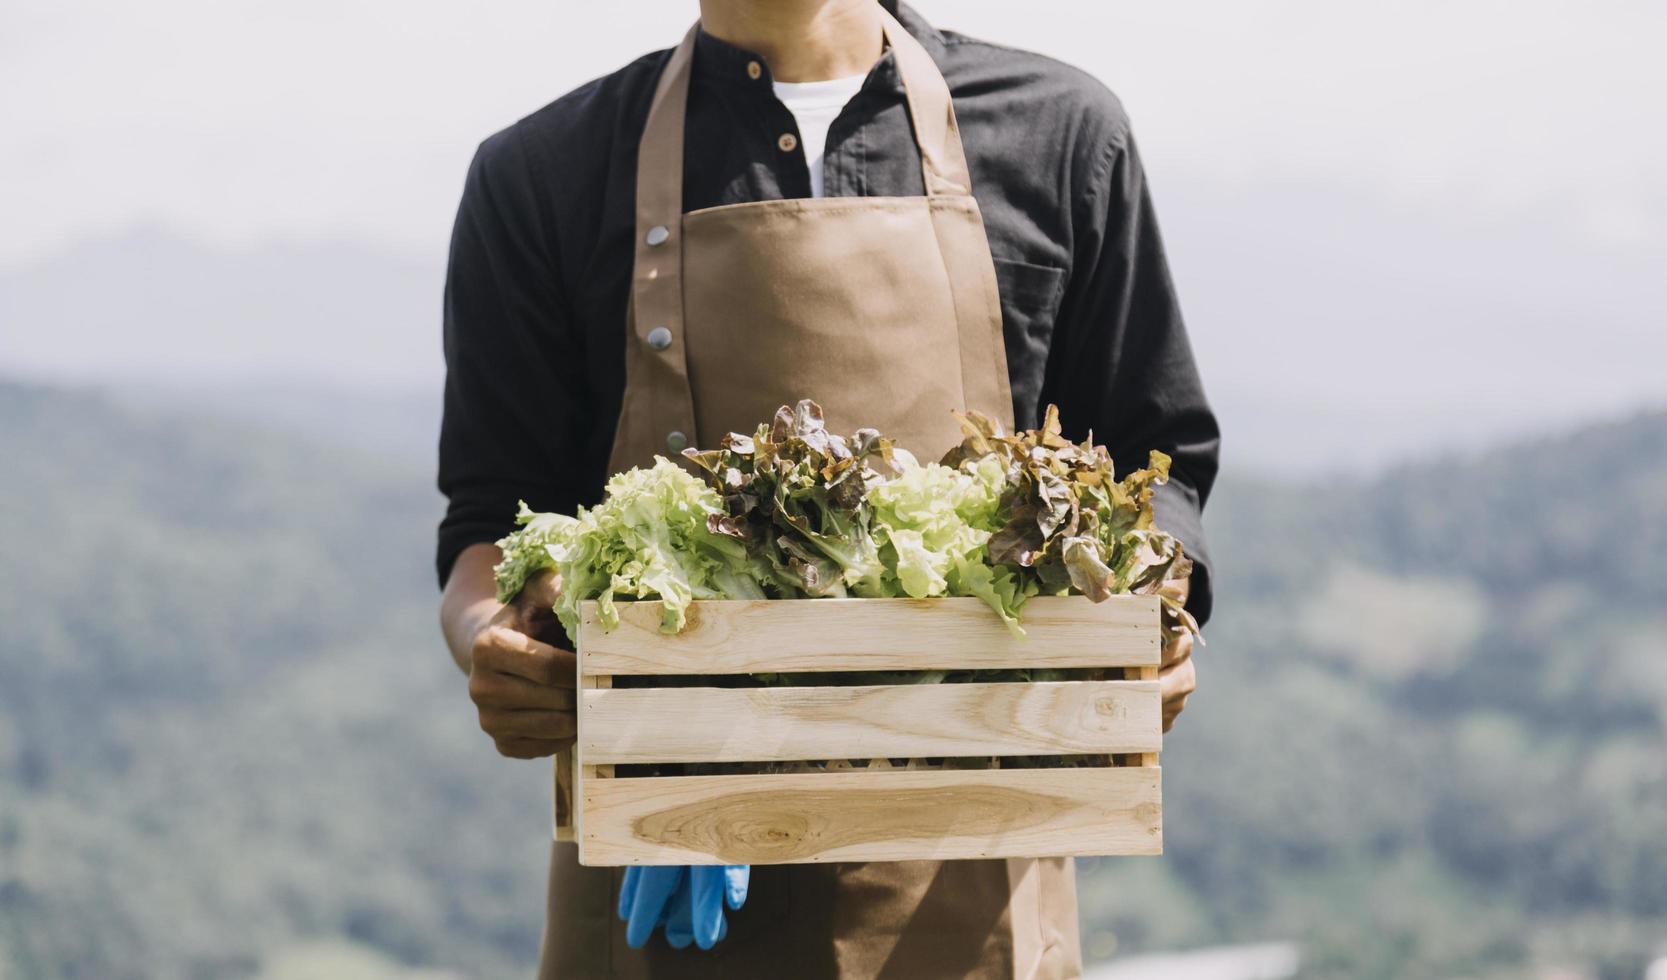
[689,867,727,950]
[510,569,565,644]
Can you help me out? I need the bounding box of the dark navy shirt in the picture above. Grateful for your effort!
[439,2,1221,623]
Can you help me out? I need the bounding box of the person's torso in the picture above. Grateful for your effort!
[500,2,1128,502]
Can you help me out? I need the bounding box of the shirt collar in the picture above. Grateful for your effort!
[692,1,942,93]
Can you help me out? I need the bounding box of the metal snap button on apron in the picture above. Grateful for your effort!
[646,326,672,350]
[645,225,669,246]
[665,430,688,452]
[746,60,762,80]
[777,133,798,153]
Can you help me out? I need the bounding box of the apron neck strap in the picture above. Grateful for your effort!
[877,7,971,197]
[636,7,971,231]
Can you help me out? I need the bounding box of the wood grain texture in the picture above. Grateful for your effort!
[578,765,1162,865]
[552,748,574,842]
[586,675,614,778]
[571,673,609,845]
[580,680,1161,764]
[577,595,1161,676]
[1132,665,1161,767]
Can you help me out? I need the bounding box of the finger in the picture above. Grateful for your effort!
[474,627,577,688]
[492,736,568,760]
[1160,657,1198,703]
[476,626,577,686]
[662,875,696,950]
[1163,693,1190,733]
[723,864,749,910]
[512,568,560,618]
[626,867,684,949]
[689,867,726,950]
[469,671,577,711]
[1160,630,1195,671]
[1161,658,1196,733]
[508,570,568,644]
[618,867,641,921]
[479,708,576,740]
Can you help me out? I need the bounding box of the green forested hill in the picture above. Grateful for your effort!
[0,381,551,979]
[2,380,1663,979]
[1080,409,1667,978]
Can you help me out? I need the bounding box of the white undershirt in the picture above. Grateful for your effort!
[772,75,868,198]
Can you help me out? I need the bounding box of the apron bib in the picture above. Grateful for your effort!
[543,11,1081,978]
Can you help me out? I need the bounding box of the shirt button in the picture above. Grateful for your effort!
[746,60,762,80]
[778,132,798,153]
[645,225,669,246]
[646,326,673,350]
[666,430,689,452]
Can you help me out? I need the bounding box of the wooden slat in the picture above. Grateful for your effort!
[583,674,613,779]
[578,765,1161,865]
[552,748,574,842]
[1131,665,1161,767]
[580,680,1160,764]
[573,670,610,846]
[578,595,1160,676]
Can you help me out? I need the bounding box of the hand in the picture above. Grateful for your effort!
[1159,631,1196,732]
[1157,573,1197,732]
[467,570,577,759]
[619,865,749,950]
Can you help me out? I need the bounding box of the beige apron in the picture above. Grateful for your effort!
[540,11,1082,978]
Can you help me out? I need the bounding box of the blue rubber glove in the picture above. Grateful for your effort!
[618,865,749,950]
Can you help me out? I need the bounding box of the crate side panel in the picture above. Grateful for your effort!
[577,766,1161,865]
[581,681,1161,764]
[578,596,1161,676]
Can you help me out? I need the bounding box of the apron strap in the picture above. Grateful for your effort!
[635,23,697,256]
[636,8,972,225]
[876,7,972,196]
[627,24,702,463]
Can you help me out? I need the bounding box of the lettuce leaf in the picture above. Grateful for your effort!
[497,400,1199,651]
[684,400,894,599]
[494,458,770,643]
[939,404,1195,639]
[492,503,577,603]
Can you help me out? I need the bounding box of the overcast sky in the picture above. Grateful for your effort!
[2,0,1663,470]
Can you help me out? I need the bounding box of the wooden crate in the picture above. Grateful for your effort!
[553,595,1162,865]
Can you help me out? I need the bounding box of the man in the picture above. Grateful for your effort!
[438,1,1218,976]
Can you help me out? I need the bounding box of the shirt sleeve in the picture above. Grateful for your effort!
[436,127,590,587]
[1043,130,1222,626]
